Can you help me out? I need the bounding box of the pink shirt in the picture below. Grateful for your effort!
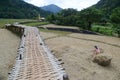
[96,48,100,53]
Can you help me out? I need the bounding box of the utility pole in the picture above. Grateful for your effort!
[38,14,41,20]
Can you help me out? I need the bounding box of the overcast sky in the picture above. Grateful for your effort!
[24,0,100,11]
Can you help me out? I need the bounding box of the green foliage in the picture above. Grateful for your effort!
[59,8,77,17]
[46,0,120,37]
[47,8,78,26]
[110,7,120,24]
[92,25,113,36]
[47,8,103,31]
[56,8,78,26]
[110,7,120,37]
[23,21,49,26]
[112,24,120,37]
[47,8,103,30]
[0,0,52,19]
[46,14,56,23]
[0,19,32,28]
[76,21,88,29]
[79,8,103,22]
[93,0,120,18]
[78,8,103,30]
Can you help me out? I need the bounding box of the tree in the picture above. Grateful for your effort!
[110,7,120,24]
[110,7,120,37]
[78,8,103,30]
[47,14,56,23]
[59,8,77,17]
[47,8,78,26]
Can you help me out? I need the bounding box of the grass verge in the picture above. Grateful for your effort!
[23,21,49,27]
[0,19,32,28]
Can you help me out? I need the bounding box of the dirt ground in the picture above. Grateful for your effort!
[0,29,20,80]
[40,25,120,80]
[39,24,79,30]
[0,26,120,80]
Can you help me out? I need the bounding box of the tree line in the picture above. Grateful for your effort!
[46,7,120,37]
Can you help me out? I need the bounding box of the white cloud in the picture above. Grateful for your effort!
[24,0,100,10]
[25,0,47,6]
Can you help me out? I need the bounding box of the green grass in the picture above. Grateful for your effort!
[39,28,72,36]
[23,21,49,27]
[92,25,114,36]
[0,19,32,28]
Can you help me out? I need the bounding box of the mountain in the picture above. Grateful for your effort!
[0,0,52,19]
[92,0,120,17]
[41,4,62,13]
[94,0,120,9]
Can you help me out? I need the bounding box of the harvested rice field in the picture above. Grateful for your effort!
[0,29,20,80]
[0,24,120,80]
[40,24,120,80]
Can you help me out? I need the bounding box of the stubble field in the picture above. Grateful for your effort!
[40,25,120,80]
[0,29,20,80]
[0,24,120,80]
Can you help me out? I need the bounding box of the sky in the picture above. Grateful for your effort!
[24,0,100,11]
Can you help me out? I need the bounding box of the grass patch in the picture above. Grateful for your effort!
[92,25,113,36]
[39,28,72,36]
[23,21,49,27]
[0,19,32,28]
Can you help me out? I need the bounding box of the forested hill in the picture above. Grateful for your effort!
[94,0,120,9]
[0,0,52,19]
[47,0,120,26]
[41,4,62,13]
[93,0,120,16]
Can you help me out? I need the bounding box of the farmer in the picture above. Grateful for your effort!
[93,45,103,55]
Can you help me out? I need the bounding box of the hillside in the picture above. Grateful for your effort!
[93,0,120,16]
[0,0,52,19]
[94,0,120,9]
[41,4,62,13]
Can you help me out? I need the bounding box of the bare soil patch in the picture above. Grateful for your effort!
[39,24,79,30]
[0,29,20,80]
[40,25,120,80]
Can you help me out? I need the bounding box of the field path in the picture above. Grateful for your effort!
[7,26,67,80]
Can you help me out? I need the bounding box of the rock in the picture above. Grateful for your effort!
[63,74,69,80]
[93,53,112,66]
[40,43,42,45]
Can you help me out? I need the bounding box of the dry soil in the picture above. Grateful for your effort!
[40,25,120,80]
[0,29,20,80]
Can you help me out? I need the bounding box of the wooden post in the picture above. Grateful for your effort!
[19,54,22,60]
